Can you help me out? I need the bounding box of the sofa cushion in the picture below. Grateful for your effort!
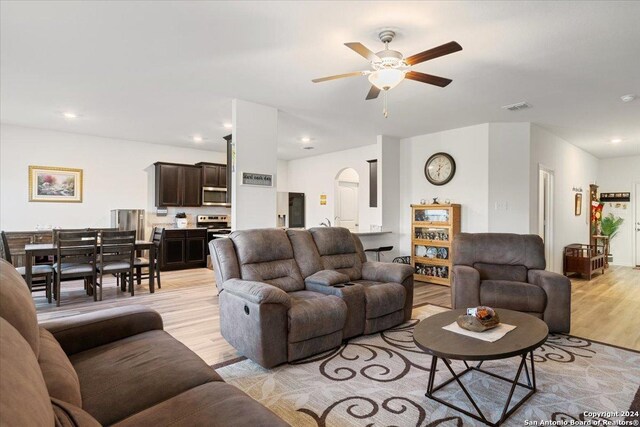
[480,280,547,313]
[453,233,546,270]
[231,229,305,292]
[38,328,82,407]
[309,227,357,255]
[287,292,347,343]
[112,382,289,427]
[241,259,304,292]
[287,229,324,278]
[308,228,363,280]
[0,318,55,426]
[353,280,406,319]
[320,254,363,280]
[69,329,222,425]
[474,263,528,282]
[51,398,100,427]
[231,229,294,264]
[0,259,40,356]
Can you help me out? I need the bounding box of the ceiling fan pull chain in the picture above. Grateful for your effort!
[383,90,389,118]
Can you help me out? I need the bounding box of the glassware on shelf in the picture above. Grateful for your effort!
[414,209,450,223]
[414,263,449,279]
[414,227,450,241]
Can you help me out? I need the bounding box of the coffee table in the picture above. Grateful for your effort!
[413,309,548,426]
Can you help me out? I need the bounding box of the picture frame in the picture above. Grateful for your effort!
[28,165,83,203]
[574,192,582,216]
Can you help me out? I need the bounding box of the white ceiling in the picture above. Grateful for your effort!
[1,1,639,159]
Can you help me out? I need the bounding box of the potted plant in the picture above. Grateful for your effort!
[600,213,624,262]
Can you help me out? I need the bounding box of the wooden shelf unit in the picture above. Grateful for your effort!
[411,204,461,286]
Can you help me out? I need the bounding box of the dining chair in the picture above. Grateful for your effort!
[96,230,136,300]
[53,228,91,244]
[53,230,98,307]
[134,227,163,289]
[1,230,54,303]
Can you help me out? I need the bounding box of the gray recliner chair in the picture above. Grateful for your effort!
[451,233,571,333]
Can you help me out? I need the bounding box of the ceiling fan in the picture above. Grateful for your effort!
[312,30,462,117]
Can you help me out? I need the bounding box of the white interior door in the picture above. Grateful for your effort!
[635,182,640,267]
[336,181,359,231]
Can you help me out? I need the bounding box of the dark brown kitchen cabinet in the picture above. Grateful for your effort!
[155,162,202,207]
[159,229,207,271]
[197,163,227,188]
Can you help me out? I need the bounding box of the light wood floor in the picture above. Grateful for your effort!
[34,266,640,365]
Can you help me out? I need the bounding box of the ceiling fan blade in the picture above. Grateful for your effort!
[344,42,381,62]
[312,71,365,83]
[404,41,462,66]
[405,71,452,87]
[365,85,381,100]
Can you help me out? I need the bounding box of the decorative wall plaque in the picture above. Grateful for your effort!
[241,172,273,187]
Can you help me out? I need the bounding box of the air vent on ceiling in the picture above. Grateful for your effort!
[501,101,531,111]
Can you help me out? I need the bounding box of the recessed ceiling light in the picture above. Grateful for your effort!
[223,123,232,129]
[62,112,78,119]
[611,138,622,144]
[301,137,311,143]
[192,135,204,143]
[620,94,636,103]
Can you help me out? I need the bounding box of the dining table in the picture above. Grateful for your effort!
[23,240,156,293]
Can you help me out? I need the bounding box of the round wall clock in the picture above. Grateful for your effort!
[424,152,456,186]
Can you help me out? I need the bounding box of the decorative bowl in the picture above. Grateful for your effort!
[456,306,500,332]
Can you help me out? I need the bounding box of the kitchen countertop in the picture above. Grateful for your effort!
[162,227,208,230]
[352,231,392,236]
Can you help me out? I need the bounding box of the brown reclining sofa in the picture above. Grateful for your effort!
[0,258,288,426]
[209,227,414,368]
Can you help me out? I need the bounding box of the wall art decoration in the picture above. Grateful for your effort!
[29,165,83,203]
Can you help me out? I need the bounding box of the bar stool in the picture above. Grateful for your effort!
[364,246,393,261]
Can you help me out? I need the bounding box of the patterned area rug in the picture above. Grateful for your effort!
[216,305,640,426]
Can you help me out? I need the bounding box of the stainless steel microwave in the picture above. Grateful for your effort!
[202,187,229,206]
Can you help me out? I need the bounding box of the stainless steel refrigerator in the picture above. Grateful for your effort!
[110,209,146,240]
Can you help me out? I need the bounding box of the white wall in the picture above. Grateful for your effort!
[488,123,531,233]
[0,124,227,235]
[597,156,640,266]
[378,135,401,258]
[231,99,278,230]
[286,144,379,230]
[276,159,289,192]
[529,125,599,273]
[399,124,491,252]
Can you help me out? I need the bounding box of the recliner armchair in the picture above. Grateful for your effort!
[451,233,571,333]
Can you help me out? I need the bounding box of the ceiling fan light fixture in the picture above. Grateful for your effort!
[368,68,405,91]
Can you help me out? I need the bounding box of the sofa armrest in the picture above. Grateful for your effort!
[223,279,291,309]
[451,265,481,309]
[361,262,413,284]
[40,305,163,356]
[528,269,571,333]
[305,270,350,287]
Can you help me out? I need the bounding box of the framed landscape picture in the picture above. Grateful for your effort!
[29,166,83,203]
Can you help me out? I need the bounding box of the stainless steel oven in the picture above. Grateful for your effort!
[202,187,229,206]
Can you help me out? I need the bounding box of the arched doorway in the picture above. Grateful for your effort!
[335,168,359,231]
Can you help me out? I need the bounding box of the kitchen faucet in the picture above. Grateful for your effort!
[320,218,332,227]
